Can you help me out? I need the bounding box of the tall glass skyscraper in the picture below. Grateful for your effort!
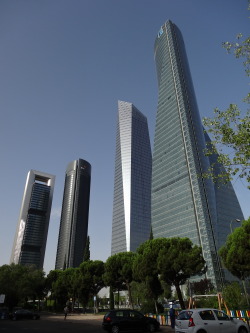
[111,101,152,254]
[55,159,91,269]
[10,170,55,269]
[152,20,244,289]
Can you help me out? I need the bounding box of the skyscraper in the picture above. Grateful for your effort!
[111,101,152,255]
[152,20,244,289]
[55,159,91,269]
[10,170,55,269]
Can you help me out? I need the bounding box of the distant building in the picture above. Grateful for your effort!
[152,20,244,289]
[111,101,152,254]
[55,159,91,269]
[10,170,55,269]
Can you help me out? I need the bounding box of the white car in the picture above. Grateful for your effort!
[175,308,249,333]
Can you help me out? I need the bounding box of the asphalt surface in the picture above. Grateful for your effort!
[0,313,175,333]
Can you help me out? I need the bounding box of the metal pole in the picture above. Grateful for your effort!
[230,219,241,234]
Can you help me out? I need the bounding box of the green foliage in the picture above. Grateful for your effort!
[45,269,62,292]
[78,260,105,311]
[133,239,168,312]
[104,252,136,307]
[149,227,153,240]
[193,296,218,309]
[161,281,172,299]
[133,238,206,310]
[219,218,250,280]
[134,238,168,279]
[79,260,105,296]
[0,264,45,310]
[140,300,164,314]
[222,281,246,309]
[223,33,250,77]
[203,29,250,187]
[190,278,215,296]
[157,238,206,309]
[203,106,250,186]
[51,268,74,308]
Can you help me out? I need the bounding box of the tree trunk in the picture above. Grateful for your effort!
[175,283,185,309]
[242,279,249,306]
[110,286,114,310]
[154,299,158,314]
[126,282,134,309]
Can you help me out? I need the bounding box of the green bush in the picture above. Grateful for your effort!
[140,301,164,314]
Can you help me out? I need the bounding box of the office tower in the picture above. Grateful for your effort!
[10,170,55,269]
[152,20,244,289]
[111,100,152,255]
[55,159,91,269]
[204,132,244,254]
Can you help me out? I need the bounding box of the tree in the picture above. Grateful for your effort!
[103,252,136,308]
[189,278,215,296]
[149,227,154,240]
[203,105,250,186]
[219,218,250,305]
[157,238,207,309]
[23,266,46,309]
[45,269,61,294]
[219,219,250,279]
[83,236,90,261]
[45,269,62,310]
[133,238,169,313]
[202,26,250,187]
[0,264,45,310]
[222,282,246,309]
[51,268,74,309]
[79,260,105,312]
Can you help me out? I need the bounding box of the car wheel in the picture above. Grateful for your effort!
[238,327,248,333]
[196,330,207,333]
[12,317,17,321]
[148,323,156,332]
[111,325,119,333]
[32,315,37,320]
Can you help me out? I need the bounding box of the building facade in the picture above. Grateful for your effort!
[152,20,244,289]
[55,159,91,269]
[10,170,55,269]
[111,101,152,255]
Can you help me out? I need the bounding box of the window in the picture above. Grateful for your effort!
[115,311,124,317]
[214,310,230,321]
[177,311,193,320]
[199,310,215,320]
[129,311,143,319]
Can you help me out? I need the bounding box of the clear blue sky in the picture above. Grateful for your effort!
[0,0,249,274]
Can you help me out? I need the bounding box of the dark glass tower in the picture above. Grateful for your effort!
[55,159,91,269]
[152,20,244,289]
[111,101,152,254]
[10,170,55,269]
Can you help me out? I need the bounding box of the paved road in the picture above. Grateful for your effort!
[0,313,175,333]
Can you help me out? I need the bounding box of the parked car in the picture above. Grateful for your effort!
[102,309,160,333]
[10,309,40,321]
[175,308,249,333]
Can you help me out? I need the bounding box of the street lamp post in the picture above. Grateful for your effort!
[230,219,241,234]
